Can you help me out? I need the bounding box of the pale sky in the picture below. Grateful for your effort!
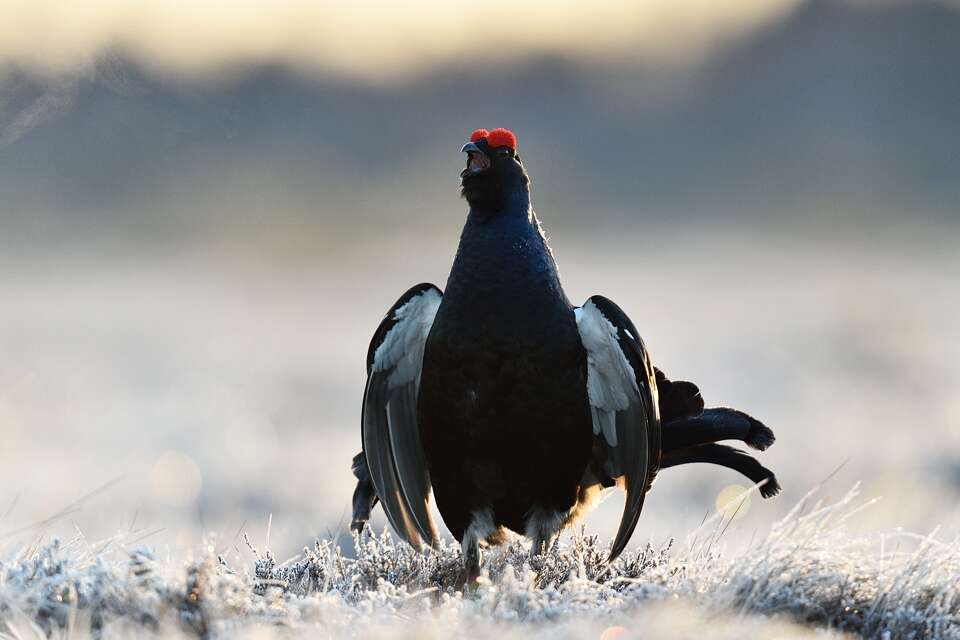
[1,0,806,80]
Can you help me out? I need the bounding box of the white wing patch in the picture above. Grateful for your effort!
[575,301,640,447]
[373,288,442,388]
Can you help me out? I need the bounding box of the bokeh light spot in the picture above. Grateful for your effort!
[715,484,752,520]
[600,625,630,640]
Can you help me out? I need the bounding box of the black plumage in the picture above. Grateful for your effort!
[419,158,591,549]
[351,129,779,581]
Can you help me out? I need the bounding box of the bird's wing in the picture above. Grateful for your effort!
[575,295,662,562]
[362,283,442,549]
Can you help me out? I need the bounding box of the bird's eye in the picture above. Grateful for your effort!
[497,148,511,157]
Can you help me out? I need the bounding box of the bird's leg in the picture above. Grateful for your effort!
[662,408,775,452]
[660,444,781,498]
[463,538,482,586]
[525,508,566,560]
[350,451,379,532]
[459,509,497,589]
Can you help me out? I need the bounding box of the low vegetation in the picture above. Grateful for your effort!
[1,486,957,639]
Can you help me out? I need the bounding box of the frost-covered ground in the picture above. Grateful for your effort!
[1,227,958,637]
[2,487,958,639]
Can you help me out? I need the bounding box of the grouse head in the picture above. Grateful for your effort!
[460,128,529,213]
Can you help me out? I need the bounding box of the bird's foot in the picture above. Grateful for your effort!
[454,567,482,594]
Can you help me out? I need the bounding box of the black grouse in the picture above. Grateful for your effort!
[351,128,780,581]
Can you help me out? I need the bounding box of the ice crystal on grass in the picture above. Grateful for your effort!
[1,486,959,638]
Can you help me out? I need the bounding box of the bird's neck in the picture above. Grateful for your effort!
[466,183,531,220]
[445,191,569,312]
[462,188,539,253]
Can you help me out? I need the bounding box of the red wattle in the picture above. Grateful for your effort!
[469,129,490,142]
[486,128,516,150]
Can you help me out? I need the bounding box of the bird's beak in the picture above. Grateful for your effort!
[460,140,491,178]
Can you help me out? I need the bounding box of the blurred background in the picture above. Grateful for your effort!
[1,0,958,560]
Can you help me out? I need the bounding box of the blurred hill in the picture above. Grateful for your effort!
[1,0,958,252]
